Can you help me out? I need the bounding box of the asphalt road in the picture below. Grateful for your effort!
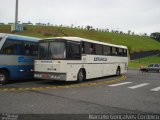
[0,69,160,119]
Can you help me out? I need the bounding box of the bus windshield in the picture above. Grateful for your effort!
[39,42,66,60]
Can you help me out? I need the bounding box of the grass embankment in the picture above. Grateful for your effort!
[0,25,160,52]
[0,25,159,69]
[129,55,160,68]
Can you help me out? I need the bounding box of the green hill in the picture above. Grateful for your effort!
[0,25,160,52]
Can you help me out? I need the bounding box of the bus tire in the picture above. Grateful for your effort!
[116,67,121,76]
[0,70,9,85]
[77,69,86,83]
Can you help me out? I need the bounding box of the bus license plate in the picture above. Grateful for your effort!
[42,74,48,78]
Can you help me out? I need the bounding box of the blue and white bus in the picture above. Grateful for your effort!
[0,33,39,85]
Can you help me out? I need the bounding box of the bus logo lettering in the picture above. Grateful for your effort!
[41,60,52,63]
[18,56,34,63]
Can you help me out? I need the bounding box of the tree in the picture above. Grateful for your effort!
[105,29,109,32]
[143,33,147,36]
[128,30,131,35]
[86,25,92,30]
[71,24,74,28]
[120,31,123,34]
[81,26,84,29]
[96,28,99,31]
[47,22,50,26]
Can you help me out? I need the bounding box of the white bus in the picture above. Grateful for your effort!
[34,37,128,82]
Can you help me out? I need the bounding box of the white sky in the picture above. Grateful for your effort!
[0,0,160,35]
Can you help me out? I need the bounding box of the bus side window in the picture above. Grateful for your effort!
[24,44,30,55]
[1,39,23,55]
[124,49,127,57]
[111,47,117,56]
[24,42,38,56]
[91,43,96,54]
[31,44,38,56]
[68,42,81,60]
[116,48,119,56]
[103,45,111,55]
[83,42,92,54]
[14,44,23,54]
[95,44,102,55]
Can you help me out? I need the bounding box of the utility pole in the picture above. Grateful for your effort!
[12,0,23,32]
[15,0,18,30]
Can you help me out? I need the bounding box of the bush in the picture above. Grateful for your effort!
[23,26,27,31]
[44,32,52,36]
[52,32,59,37]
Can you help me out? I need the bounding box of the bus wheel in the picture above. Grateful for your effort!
[77,69,86,83]
[0,71,8,85]
[116,67,121,76]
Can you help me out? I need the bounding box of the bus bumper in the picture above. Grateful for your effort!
[34,72,66,81]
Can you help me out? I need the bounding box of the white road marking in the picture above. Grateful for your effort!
[108,82,132,87]
[128,83,149,89]
[151,86,160,92]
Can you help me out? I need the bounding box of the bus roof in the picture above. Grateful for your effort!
[0,33,40,42]
[43,36,127,49]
